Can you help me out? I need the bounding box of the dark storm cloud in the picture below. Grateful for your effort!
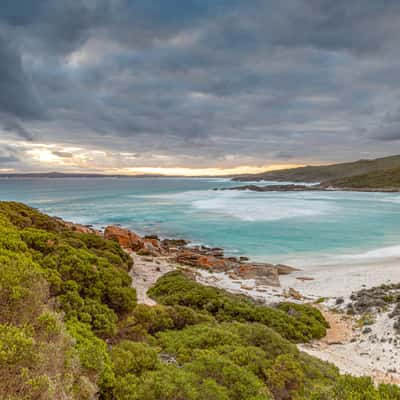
[1,114,35,141]
[0,34,44,122]
[0,0,108,54]
[1,0,400,170]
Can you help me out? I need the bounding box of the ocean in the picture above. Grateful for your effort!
[1,177,400,267]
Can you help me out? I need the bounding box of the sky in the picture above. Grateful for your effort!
[1,0,400,175]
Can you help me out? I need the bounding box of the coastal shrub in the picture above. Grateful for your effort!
[3,202,400,400]
[168,304,213,329]
[227,322,298,359]
[0,202,136,318]
[0,316,98,400]
[0,250,48,325]
[133,304,175,334]
[130,304,212,335]
[106,286,137,314]
[185,350,270,400]
[20,227,59,254]
[66,318,116,397]
[111,340,159,376]
[305,375,400,399]
[0,202,140,398]
[157,323,242,362]
[218,345,270,378]
[19,228,136,319]
[63,231,133,271]
[0,201,64,231]
[114,365,231,400]
[148,271,327,342]
[277,302,329,338]
[265,354,306,400]
[156,321,299,375]
[0,324,37,367]
[80,298,118,336]
[35,311,63,340]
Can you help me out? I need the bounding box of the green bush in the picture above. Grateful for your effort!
[0,324,37,367]
[148,271,327,342]
[186,350,270,400]
[306,375,400,399]
[0,250,48,325]
[111,340,159,377]
[2,201,400,400]
[115,365,232,400]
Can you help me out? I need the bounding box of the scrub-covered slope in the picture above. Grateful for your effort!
[1,201,399,399]
[325,166,400,189]
[233,154,400,184]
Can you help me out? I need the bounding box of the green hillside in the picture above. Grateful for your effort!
[1,201,399,399]
[326,166,400,189]
[233,155,400,183]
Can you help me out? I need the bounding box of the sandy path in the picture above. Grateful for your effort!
[318,307,353,345]
[128,252,175,305]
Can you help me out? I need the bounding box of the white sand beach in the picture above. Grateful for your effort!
[128,247,400,386]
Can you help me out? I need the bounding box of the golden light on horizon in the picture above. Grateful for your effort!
[8,140,306,176]
[27,148,61,163]
[109,164,303,176]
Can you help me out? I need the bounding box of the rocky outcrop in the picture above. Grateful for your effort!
[104,226,169,256]
[276,264,300,275]
[104,225,144,250]
[217,184,321,192]
[61,219,100,235]
[103,225,298,288]
[237,263,280,287]
[176,250,284,287]
[176,251,228,271]
[217,184,400,194]
[348,285,400,314]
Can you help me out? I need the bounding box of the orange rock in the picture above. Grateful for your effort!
[142,240,162,256]
[104,225,143,250]
[146,238,160,248]
[64,221,99,234]
[176,251,227,271]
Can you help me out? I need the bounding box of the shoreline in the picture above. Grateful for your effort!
[70,218,400,385]
[219,183,400,193]
[280,257,400,299]
[124,241,400,385]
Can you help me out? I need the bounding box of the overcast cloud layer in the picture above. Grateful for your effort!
[1,0,400,173]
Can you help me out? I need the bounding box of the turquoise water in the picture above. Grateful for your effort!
[1,177,400,265]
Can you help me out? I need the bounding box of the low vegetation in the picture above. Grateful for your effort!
[1,201,400,399]
[148,271,328,342]
[233,154,400,188]
[327,166,400,189]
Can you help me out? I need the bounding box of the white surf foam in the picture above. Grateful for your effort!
[192,191,335,221]
[338,244,400,260]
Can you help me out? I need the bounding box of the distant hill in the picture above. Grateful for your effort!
[0,172,169,179]
[233,155,400,183]
[325,166,400,189]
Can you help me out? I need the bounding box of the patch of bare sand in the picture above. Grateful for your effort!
[300,308,400,385]
[127,251,176,305]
